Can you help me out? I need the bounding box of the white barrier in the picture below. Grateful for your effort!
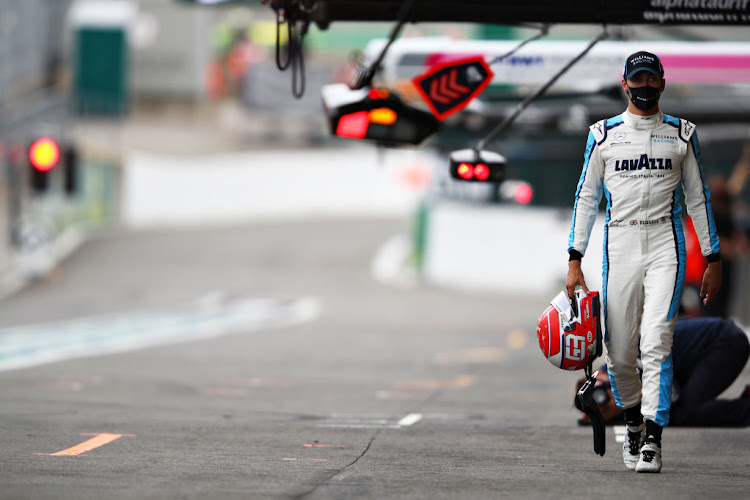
[121,147,431,227]
[421,201,606,296]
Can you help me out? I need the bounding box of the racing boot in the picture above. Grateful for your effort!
[636,420,662,473]
[623,423,644,470]
[636,441,662,473]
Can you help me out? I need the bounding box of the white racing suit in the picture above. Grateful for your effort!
[568,110,721,426]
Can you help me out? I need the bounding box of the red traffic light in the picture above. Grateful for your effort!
[500,180,535,204]
[336,111,370,139]
[29,138,60,172]
[473,163,490,181]
[322,84,441,146]
[456,162,474,180]
[449,149,505,183]
[514,182,534,204]
[456,162,492,181]
[368,88,390,100]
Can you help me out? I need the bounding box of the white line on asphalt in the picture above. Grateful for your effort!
[315,413,423,429]
[614,425,626,443]
[328,419,391,424]
[318,424,401,429]
[371,234,419,289]
[398,413,423,427]
[0,295,321,373]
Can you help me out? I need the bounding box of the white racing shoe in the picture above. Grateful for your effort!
[636,441,662,473]
[623,423,645,470]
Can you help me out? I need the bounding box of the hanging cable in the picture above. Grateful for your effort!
[486,24,550,66]
[474,28,609,152]
[290,20,308,99]
[275,9,292,71]
[350,0,418,90]
[274,6,308,99]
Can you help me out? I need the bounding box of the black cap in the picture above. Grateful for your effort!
[623,51,664,80]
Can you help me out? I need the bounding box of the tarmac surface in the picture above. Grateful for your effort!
[0,217,747,499]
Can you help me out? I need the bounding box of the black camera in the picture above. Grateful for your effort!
[592,381,612,405]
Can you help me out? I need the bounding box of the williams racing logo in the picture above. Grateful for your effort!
[629,54,656,66]
[614,154,673,171]
[653,134,677,144]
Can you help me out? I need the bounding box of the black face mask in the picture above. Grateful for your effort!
[627,84,661,112]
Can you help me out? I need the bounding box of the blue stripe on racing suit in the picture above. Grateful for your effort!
[655,353,674,426]
[607,362,624,409]
[569,131,597,253]
[602,186,611,343]
[668,190,687,322]
[690,132,721,255]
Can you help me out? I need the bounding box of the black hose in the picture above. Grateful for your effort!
[275,9,292,71]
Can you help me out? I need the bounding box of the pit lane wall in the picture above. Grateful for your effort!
[416,201,604,295]
[415,199,750,325]
[0,158,118,295]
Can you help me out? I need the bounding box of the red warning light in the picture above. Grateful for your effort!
[368,88,390,100]
[449,148,505,183]
[515,182,534,204]
[336,111,370,139]
[29,137,60,172]
[456,162,474,180]
[473,163,490,181]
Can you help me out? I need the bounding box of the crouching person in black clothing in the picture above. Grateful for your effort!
[669,317,750,426]
[577,317,750,427]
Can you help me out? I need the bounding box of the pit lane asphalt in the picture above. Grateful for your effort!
[0,218,747,499]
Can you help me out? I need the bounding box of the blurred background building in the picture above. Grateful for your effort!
[1,0,749,319]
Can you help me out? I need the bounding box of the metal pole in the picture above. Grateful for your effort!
[475,29,608,152]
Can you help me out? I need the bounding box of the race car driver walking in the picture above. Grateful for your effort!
[566,51,722,473]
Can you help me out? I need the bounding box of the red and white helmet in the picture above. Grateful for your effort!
[537,287,602,371]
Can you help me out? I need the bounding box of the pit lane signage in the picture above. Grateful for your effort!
[643,0,750,24]
[412,56,494,121]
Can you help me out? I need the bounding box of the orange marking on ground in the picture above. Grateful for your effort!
[36,433,134,456]
[303,444,346,448]
[79,433,135,437]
